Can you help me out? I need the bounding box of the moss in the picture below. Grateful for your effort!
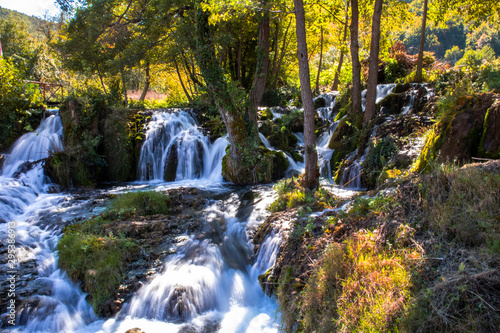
[57,190,173,315]
[328,117,355,150]
[57,232,139,315]
[292,151,304,163]
[412,115,453,173]
[361,136,398,189]
[377,92,409,115]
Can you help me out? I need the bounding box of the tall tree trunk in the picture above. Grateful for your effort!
[248,1,271,124]
[415,0,428,83]
[139,61,150,102]
[315,26,323,94]
[364,0,384,124]
[272,18,292,89]
[194,7,279,184]
[350,0,362,122]
[121,68,128,106]
[294,0,319,189]
[175,59,192,103]
[270,20,280,84]
[332,2,350,91]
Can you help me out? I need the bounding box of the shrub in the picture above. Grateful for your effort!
[0,58,44,151]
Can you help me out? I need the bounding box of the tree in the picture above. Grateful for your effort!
[350,0,362,118]
[364,0,384,123]
[194,4,284,184]
[414,0,428,82]
[294,0,319,189]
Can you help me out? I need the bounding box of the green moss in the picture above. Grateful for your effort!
[106,191,172,217]
[57,190,174,315]
[361,136,398,189]
[57,230,139,315]
[412,115,453,173]
[291,151,304,163]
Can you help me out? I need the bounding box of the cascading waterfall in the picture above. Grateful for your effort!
[2,109,282,333]
[138,110,228,182]
[0,112,98,332]
[314,93,342,179]
[361,83,396,111]
[83,187,280,333]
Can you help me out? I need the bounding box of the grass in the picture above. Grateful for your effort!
[57,190,171,315]
[273,161,500,332]
[268,177,337,213]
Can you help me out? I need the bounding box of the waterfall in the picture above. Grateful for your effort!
[361,83,396,111]
[0,112,98,331]
[138,111,228,182]
[2,113,64,193]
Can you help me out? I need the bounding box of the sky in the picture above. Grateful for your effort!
[0,0,60,18]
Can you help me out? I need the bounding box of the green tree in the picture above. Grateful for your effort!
[0,58,43,151]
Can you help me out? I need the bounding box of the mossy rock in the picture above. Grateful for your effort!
[313,96,327,109]
[414,93,496,172]
[292,151,304,163]
[479,100,500,159]
[270,150,289,181]
[268,129,298,153]
[393,83,412,94]
[328,117,355,150]
[377,93,410,115]
[259,120,274,138]
[222,146,288,184]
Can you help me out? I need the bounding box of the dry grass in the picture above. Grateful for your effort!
[272,160,500,333]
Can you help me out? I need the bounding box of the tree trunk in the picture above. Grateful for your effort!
[315,26,323,94]
[194,7,278,184]
[415,0,428,83]
[139,61,150,102]
[350,0,362,122]
[121,68,128,106]
[364,0,383,124]
[175,59,192,103]
[294,0,319,189]
[332,2,349,91]
[272,18,292,89]
[248,4,271,124]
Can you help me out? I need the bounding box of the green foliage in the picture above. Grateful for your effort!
[262,86,301,107]
[456,46,496,71]
[57,190,173,315]
[362,136,398,188]
[0,58,44,151]
[57,232,138,315]
[106,191,172,217]
[444,46,465,65]
[268,178,336,213]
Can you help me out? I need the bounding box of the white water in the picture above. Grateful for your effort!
[3,110,282,333]
[361,83,396,111]
[0,113,98,331]
[138,111,228,182]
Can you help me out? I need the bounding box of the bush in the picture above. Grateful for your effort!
[0,58,44,151]
[268,178,337,213]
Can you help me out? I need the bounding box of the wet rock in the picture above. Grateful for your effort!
[164,142,178,181]
[313,96,327,109]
